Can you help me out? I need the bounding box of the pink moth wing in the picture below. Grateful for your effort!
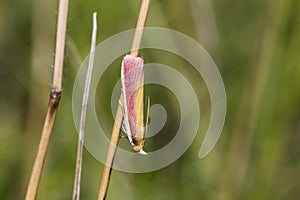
[121,55,146,153]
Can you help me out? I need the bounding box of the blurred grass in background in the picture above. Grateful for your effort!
[0,0,300,199]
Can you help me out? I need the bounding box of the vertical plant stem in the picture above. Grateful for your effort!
[72,12,98,200]
[97,94,124,200]
[52,0,69,91]
[130,0,151,56]
[97,0,151,199]
[25,0,69,199]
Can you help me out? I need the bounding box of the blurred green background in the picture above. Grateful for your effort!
[1,0,300,199]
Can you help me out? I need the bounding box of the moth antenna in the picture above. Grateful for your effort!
[145,96,150,137]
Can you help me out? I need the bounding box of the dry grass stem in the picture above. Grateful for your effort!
[97,0,151,199]
[72,12,98,200]
[130,0,151,56]
[25,0,69,199]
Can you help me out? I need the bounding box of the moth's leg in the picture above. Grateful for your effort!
[120,134,128,139]
[118,89,133,144]
[118,95,129,139]
[118,99,124,110]
[119,102,126,138]
[117,93,124,136]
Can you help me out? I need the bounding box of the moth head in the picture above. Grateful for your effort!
[133,139,147,155]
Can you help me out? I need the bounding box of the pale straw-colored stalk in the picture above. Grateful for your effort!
[97,0,151,199]
[72,12,98,200]
[25,0,69,199]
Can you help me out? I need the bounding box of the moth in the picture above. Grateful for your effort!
[121,54,149,155]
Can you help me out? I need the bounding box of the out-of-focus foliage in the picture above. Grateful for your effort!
[0,0,300,199]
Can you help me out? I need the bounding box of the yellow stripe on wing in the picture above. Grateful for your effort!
[135,73,144,129]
